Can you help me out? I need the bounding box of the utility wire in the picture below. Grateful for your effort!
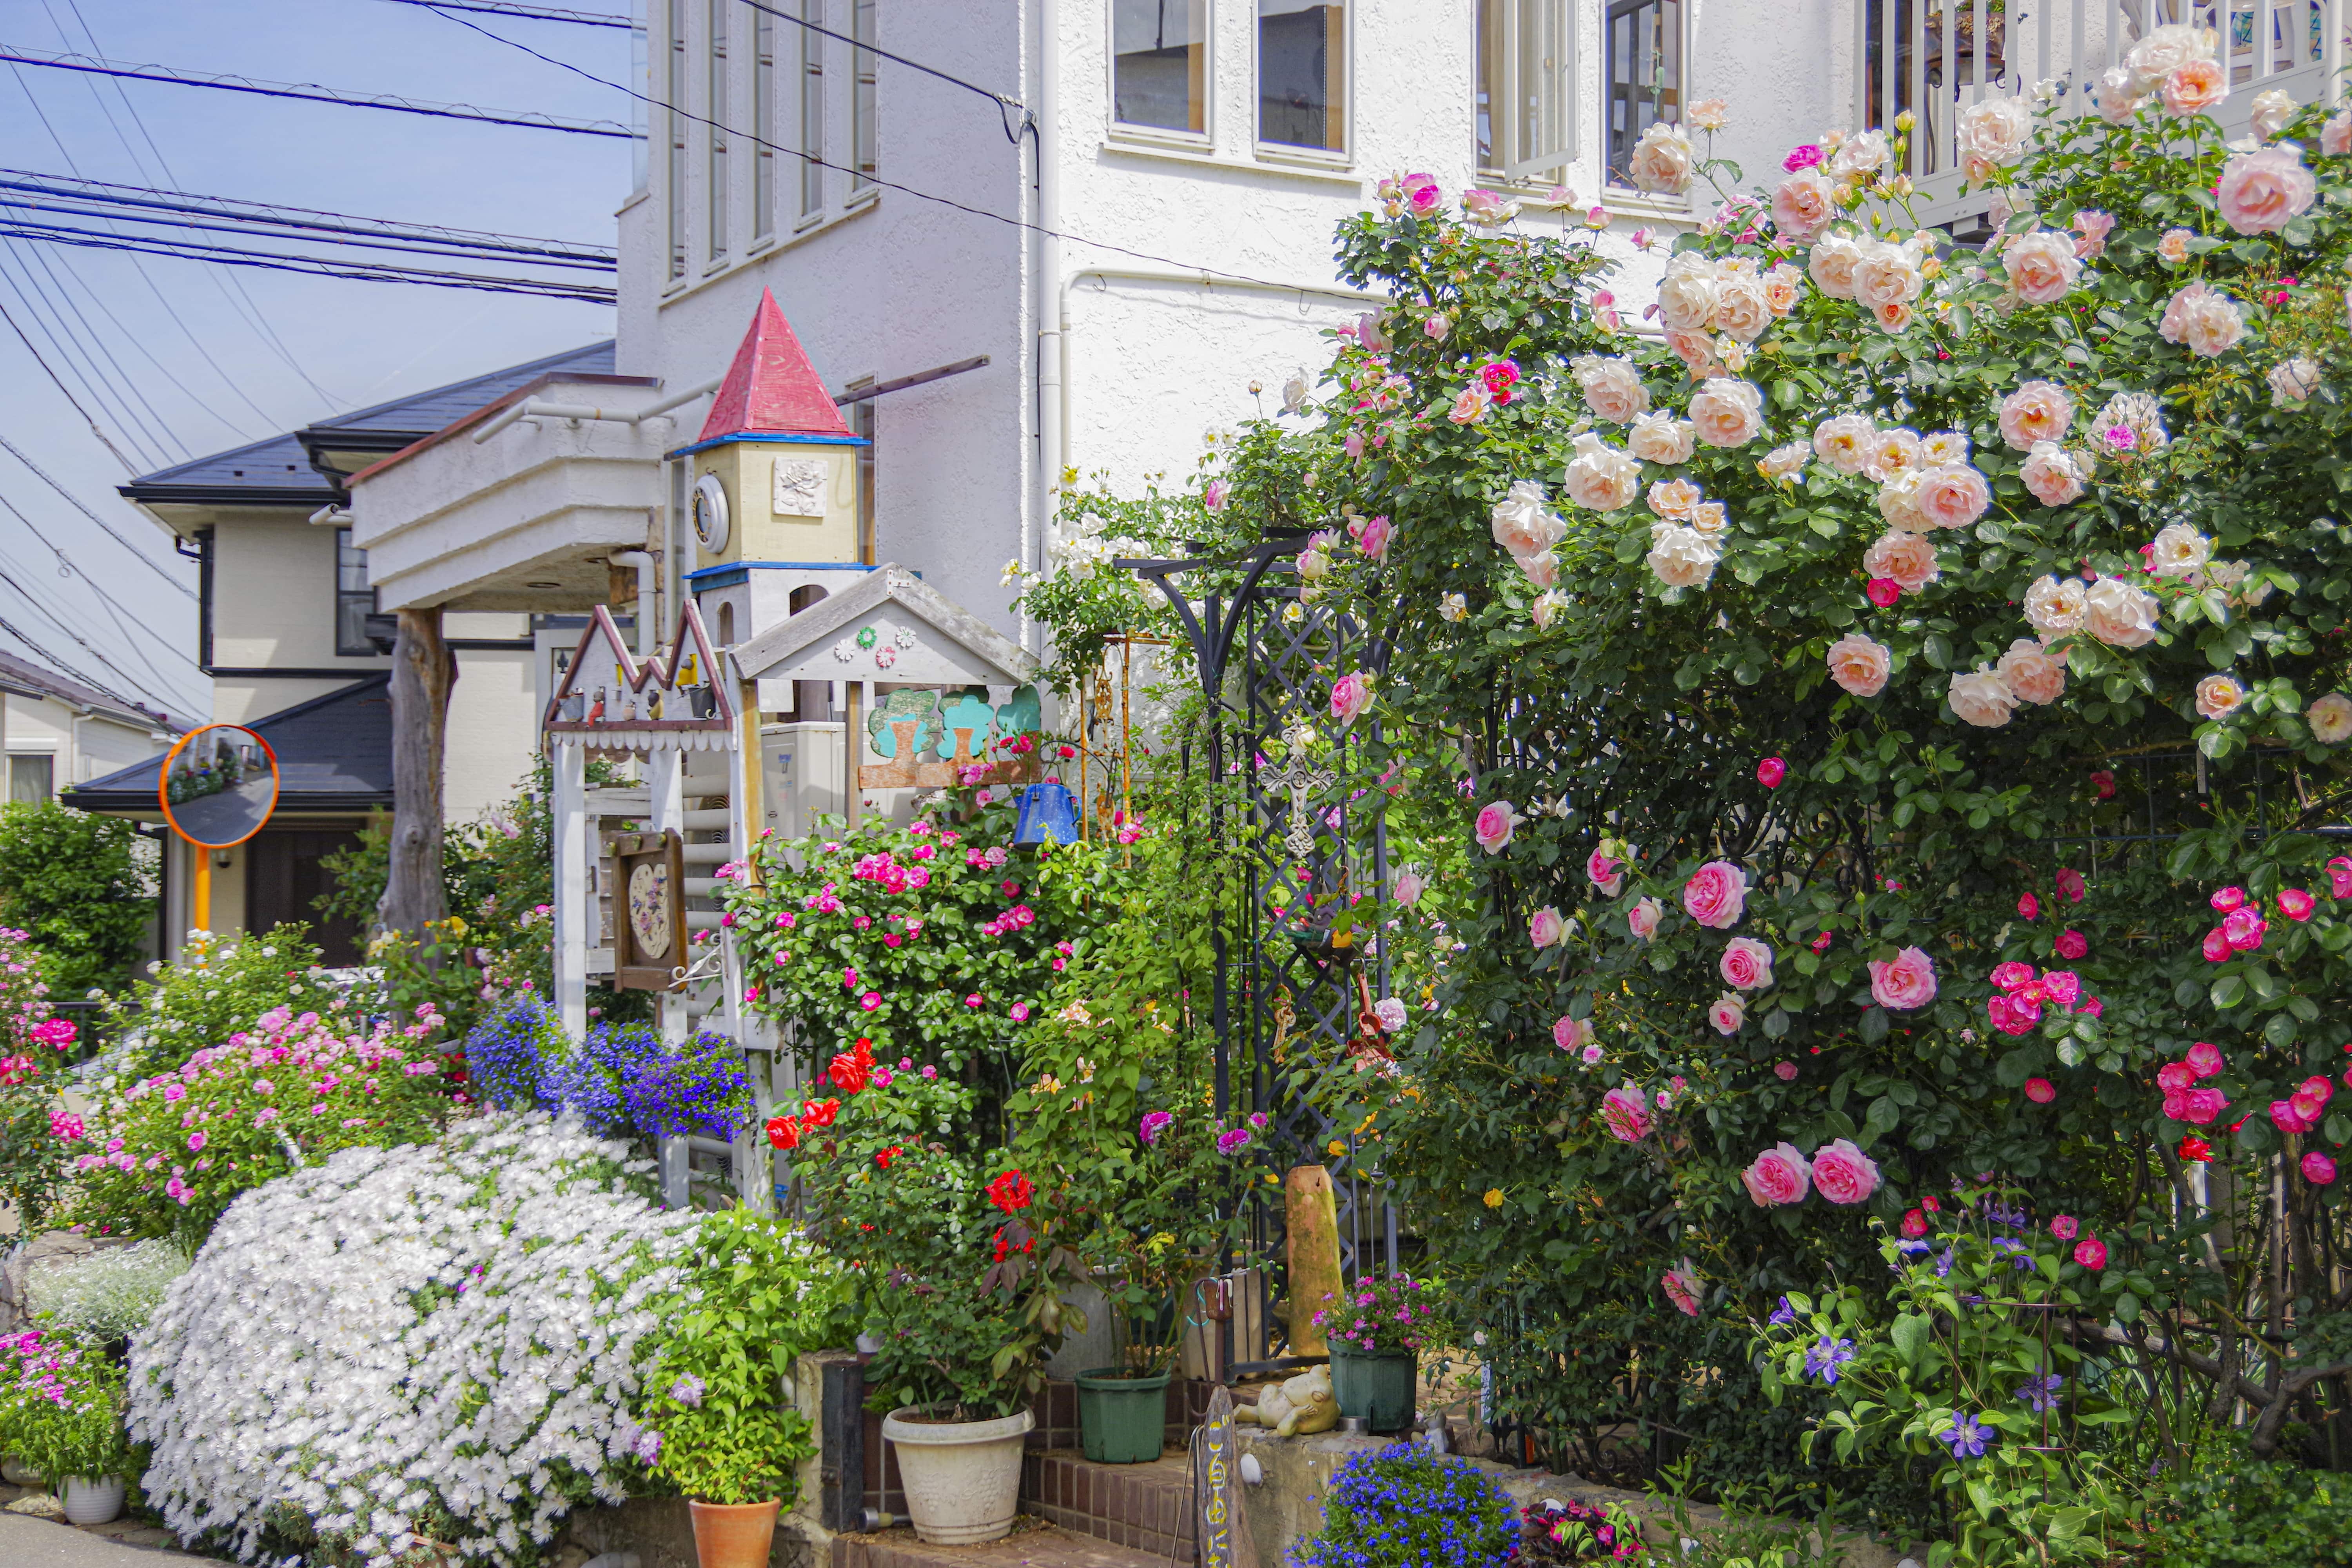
[0,193,619,271]
[0,46,637,137]
[0,246,170,469]
[373,0,632,25]
[0,480,204,680]
[5,240,191,461]
[0,605,163,717]
[0,220,619,303]
[424,7,1376,301]
[733,0,1030,142]
[0,428,195,599]
[0,535,187,712]
[0,290,135,470]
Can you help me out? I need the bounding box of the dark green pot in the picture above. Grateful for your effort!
[1075,1368,1171,1463]
[1330,1346,1416,1433]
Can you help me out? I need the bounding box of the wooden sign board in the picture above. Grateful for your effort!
[609,830,688,990]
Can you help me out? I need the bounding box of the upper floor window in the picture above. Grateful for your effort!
[1606,0,1682,191]
[334,528,377,657]
[800,0,827,217]
[1477,0,1575,183]
[754,3,777,237]
[708,0,730,261]
[1113,0,1208,135]
[667,0,689,279]
[851,0,877,192]
[1257,0,1345,154]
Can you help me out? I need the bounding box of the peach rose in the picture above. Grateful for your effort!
[1648,477,1702,519]
[1758,441,1810,482]
[1564,432,1640,512]
[2308,692,2352,743]
[1629,413,1697,466]
[1915,464,1992,531]
[2124,23,2213,96]
[2024,575,2087,641]
[1851,240,1924,310]
[1762,264,1804,316]
[1689,378,1765,448]
[2250,88,2297,142]
[1863,530,1940,591]
[1657,254,1721,332]
[1450,385,1491,424]
[1771,168,1835,241]
[1920,430,1970,464]
[1629,121,1694,193]
[1949,667,2019,728]
[2270,356,2322,405]
[1741,1143,1811,1207]
[2157,226,2194,264]
[1530,588,1568,628]
[1646,526,1719,589]
[1808,233,1863,299]
[1868,946,1938,1011]
[1573,355,1652,424]
[2326,110,2352,157]
[2003,230,2083,305]
[2149,522,2212,579]
[1871,301,1915,335]
[2072,210,2116,258]
[1711,274,1773,341]
[1999,380,2074,452]
[2195,673,2246,722]
[2160,282,2245,357]
[1517,551,1559,589]
[1957,96,2031,164]
[1662,328,1722,379]
[2217,146,2317,235]
[1682,859,1749,929]
[1830,129,1890,179]
[2160,58,2227,119]
[1688,97,1729,131]
[1490,480,1565,558]
[1691,501,1728,541]
[1998,638,2067,705]
[1809,1138,1882,1205]
[1826,632,1892,697]
[2083,577,2161,648]
[1877,469,1929,532]
[1863,426,1923,482]
[2021,441,2087,507]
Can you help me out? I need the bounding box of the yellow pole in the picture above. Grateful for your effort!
[190,844,211,933]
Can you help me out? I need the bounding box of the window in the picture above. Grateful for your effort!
[754,2,777,236]
[668,0,688,279]
[851,0,877,192]
[1477,0,1575,182]
[8,755,51,804]
[1257,0,1345,154]
[848,387,877,564]
[800,0,825,217]
[1113,0,1208,135]
[335,528,377,656]
[1606,0,1682,190]
[708,0,729,261]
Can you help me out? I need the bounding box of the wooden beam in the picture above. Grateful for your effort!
[377,606,454,935]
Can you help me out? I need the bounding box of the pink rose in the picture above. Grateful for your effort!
[1809,1139,1882,1205]
[1770,168,1835,240]
[1530,906,1569,949]
[2054,928,2088,961]
[1868,946,1938,1011]
[2278,888,2316,921]
[2185,1041,2226,1078]
[2020,441,2087,507]
[2024,1078,2056,1104]
[1661,1262,1704,1317]
[1757,756,1787,788]
[2073,209,2116,258]
[2331,856,2352,898]
[2018,893,2039,920]
[1720,937,1775,991]
[1628,898,1662,941]
[2179,1086,2229,1125]
[1826,633,1892,697]
[2056,868,2086,903]
[2213,887,2251,913]
[1740,1143,1812,1207]
[1587,848,1626,896]
[1351,514,1394,562]
[1475,800,1523,854]
[2201,926,2230,962]
[1774,1062,1798,1082]
[2160,58,2226,118]
[2040,971,2082,1008]
[2223,906,2267,952]
[2074,1236,2108,1270]
[1682,860,1749,930]
[1709,993,1748,1035]
[1914,465,1992,531]
[1552,1014,1593,1052]
[1991,961,2038,993]
[2271,1098,2316,1135]
[1600,1087,1653,1143]
[1988,993,2042,1036]
[1392,867,1426,905]
[1329,671,1373,724]
[1866,577,1903,608]
[2157,1063,2194,1092]
[1402,172,1442,214]
[1900,1209,1928,1238]
[2305,1152,2339,1185]
[2050,1214,2079,1240]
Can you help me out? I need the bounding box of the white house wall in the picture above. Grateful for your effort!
[211,514,387,673]
[445,646,540,820]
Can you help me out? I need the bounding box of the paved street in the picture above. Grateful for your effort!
[0,1513,218,1563]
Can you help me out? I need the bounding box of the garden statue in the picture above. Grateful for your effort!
[1234,1364,1336,1438]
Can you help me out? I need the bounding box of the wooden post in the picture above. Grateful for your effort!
[377,606,454,935]
[1283,1165,1343,1358]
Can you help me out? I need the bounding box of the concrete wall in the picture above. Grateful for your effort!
[209,513,385,674]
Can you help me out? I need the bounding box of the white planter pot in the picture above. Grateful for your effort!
[62,1475,124,1525]
[880,1405,1033,1545]
[0,1454,38,1486]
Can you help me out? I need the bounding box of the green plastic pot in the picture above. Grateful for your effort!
[1330,1345,1416,1433]
[1074,1367,1171,1463]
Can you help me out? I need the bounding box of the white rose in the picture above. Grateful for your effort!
[2095,65,2145,125]
[2194,673,2246,721]
[1531,588,1569,629]
[2160,282,2245,358]
[1490,479,1566,557]
[2308,691,2352,743]
[1876,469,1929,532]
[1688,378,1765,448]
[1758,441,1811,481]
[1645,525,1719,589]
[2250,87,2297,142]
[1808,233,1864,300]
[1812,412,1877,473]
[1572,355,1653,423]
[2024,574,2087,640]
[1830,129,1891,179]
[1949,667,2019,728]
[1629,121,1695,194]
[2083,577,2161,648]
[1517,551,1559,589]
[1956,96,2032,163]
[1919,430,1971,465]
[2148,522,2213,579]
[1627,412,1697,465]
[1656,255,1722,332]
[1563,431,1641,512]
[2124,22,2216,96]
[1996,638,2067,705]
[1710,274,1773,342]
[2270,356,2322,406]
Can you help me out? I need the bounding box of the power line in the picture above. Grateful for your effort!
[0,246,172,469]
[0,192,618,272]
[0,428,195,599]
[5,240,192,461]
[0,46,637,138]
[733,0,1029,141]
[0,605,166,718]
[0,481,203,682]
[373,0,632,26]
[0,220,619,303]
[0,289,136,470]
[0,536,188,713]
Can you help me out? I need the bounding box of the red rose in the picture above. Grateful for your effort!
[765,1115,803,1151]
[986,1169,1034,1213]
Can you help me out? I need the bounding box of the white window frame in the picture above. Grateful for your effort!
[1477,0,1578,187]
[1601,0,1688,199]
[798,0,828,223]
[706,0,730,266]
[1107,0,1214,149]
[753,0,777,241]
[1252,0,1352,166]
[665,0,689,284]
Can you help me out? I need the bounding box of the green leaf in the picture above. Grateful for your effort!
[2210,973,2245,1009]
[1890,1311,1929,1367]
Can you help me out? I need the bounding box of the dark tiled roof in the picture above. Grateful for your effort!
[120,432,329,498]
[308,339,617,435]
[0,647,187,730]
[62,675,393,815]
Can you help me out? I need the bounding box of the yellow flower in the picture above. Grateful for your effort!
[1483,1188,1504,1209]
[1327,1140,1347,1158]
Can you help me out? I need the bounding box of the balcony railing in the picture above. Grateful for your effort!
[1855,0,2348,227]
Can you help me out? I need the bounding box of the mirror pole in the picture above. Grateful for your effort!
[191,846,210,935]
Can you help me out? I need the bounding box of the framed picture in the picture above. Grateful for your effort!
[610,830,688,991]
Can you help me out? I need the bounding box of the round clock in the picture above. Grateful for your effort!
[690,472,730,554]
[627,862,673,960]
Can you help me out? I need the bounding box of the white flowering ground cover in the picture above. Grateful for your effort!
[129,1111,697,1566]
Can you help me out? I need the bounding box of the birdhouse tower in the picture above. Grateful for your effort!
[674,290,870,646]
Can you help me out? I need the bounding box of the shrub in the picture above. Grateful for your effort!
[0,1327,136,1487]
[129,1111,698,1568]
[28,1240,191,1343]
[0,800,151,997]
[2130,1434,2352,1566]
[1290,1441,1521,1568]
[66,1001,453,1245]
[96,926,336,1083]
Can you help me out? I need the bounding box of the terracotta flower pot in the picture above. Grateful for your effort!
[687,1497,780,1568]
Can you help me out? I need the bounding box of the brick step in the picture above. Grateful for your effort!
[1019,1448,1194,1559]
[831,1522,1170,1568]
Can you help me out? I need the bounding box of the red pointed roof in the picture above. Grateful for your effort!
[696,289,853,442]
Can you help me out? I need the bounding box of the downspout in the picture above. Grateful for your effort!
[609,550,659,657]
[1030,0,1060,657]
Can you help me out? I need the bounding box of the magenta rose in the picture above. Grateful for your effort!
[1809,1139,1882,1205]
[2055,867,2086,902]
[2049,1214,2079,1240]
[1740,1142,1812,1207]
[2054,928,2088,960]
[1660,1262,1704,1317]
[2210,886,2247,913]
[1756,756,1787,788]
[2179,1086,2228,1125]
[1868,946,1937,1011]
[1586,848,1626,895]
[2278,887,2316,921]
[2304,1152,2339,1186]
[2156,1063,2195,1093]
[2223,906,2267,951]
[2331,856,2352,898]
[2024,1078,2056,1104]
[2074,1236,2107,1270]
[1329,671,1374,725]
[2271,1098,2316,1135]
[1987,993,2042,1035]
[1682,860,1749,929]
[1599,1087,1653,1143]
[2201,926,2230,962]
[2039,970,2082,1008]
[1990,961,2038,993]
[2017,893,2039,920]
[2185,1041,2226,1078]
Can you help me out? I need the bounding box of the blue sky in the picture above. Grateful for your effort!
[0,0,631,719]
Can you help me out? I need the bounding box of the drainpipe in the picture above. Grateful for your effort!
[1029,0,1061,657]
[609,550,659,656]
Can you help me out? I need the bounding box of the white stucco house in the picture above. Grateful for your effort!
[0,650,181,805]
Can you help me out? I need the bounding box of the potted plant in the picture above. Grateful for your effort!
[637,1209,852,1568]
[1314,1274,1445,1434]
[787,1053,1076,1544]
[1,1327,136,1524]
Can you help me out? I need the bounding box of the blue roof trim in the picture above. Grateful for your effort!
[687,562,919,590]
[666,432,871,459]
